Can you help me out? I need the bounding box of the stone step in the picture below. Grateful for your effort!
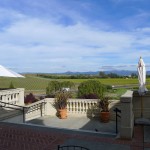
[0,109,22,121]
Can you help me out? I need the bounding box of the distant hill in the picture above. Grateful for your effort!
[63,70,137,76]
[24,70,150,76]
[63,70,150,76]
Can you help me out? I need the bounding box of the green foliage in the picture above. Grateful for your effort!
[9,81,15,89]
[54,91,71,109]
[46,81,61,95]
[99,71,107,78]
[46,81,75,96]
[38,74,99,79]
[61,81,75,88]
[78,80,106,99]
[105,85,112,90]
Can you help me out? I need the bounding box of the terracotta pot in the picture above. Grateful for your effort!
[100,111,110,123]
[58,109,67,119]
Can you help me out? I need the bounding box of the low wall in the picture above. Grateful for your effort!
[133,91,150,119]
[43,98,120,121]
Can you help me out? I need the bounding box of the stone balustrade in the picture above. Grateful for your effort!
[67,99,99,117]
[0,89,121,125]
[0,88,24,110]
[25,99,46,121]
[42,98,121,120]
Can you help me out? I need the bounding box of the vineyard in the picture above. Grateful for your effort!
[0,74,150,95]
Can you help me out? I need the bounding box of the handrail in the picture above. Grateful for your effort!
[0,100,46,123]
[113,108,121,134]
[0,101,26,109]
[0,101,26,123]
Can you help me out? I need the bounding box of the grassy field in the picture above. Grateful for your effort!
[0,75,150,96]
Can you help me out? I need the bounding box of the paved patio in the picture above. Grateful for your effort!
[0,121,150,150]
[27,116,117,134]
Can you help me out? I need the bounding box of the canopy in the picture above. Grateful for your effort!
[137,57,148,95]
[0,65,24,78]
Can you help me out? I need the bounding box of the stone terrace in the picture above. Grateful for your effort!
[0,122,150,150]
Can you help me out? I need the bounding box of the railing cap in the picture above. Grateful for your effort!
[121,90,133,103]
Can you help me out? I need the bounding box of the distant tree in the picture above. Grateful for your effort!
[131,73,137,78]
[99,71,107,78]
[107,73,119,78]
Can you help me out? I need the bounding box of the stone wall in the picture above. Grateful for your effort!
[133,91,150,119]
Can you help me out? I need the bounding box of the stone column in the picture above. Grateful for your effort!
[44,98,57,116]
[120,90,134,139]
[17,88,25,105]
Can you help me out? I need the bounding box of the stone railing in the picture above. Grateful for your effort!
[0,89,121,122]
[0,88,24,110]
[25,99,46,121]
[43,98,121,120]
[67,99,99,117]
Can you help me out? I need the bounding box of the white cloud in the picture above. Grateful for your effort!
[0,6,150,72]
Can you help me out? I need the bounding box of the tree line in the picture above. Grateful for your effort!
[37,72,138,79]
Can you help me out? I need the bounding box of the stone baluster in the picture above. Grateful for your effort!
[85,101,88,113]
[77,101,81,114]
[72,100,75,113]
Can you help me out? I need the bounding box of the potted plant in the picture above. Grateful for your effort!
[99,96,110,123]
[54,91,70,119]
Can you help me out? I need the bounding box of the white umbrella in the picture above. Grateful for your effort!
[0,65,24,78]
[137,57,148,118]
[137,57,148,95]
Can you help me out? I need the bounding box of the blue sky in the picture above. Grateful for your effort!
[0,0,150,73]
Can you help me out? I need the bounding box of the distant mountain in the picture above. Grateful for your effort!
[104,70,137,76]
[24,70,150,76]
[63,71,99,75]
[63,70,150,76]
[62,70,136,76]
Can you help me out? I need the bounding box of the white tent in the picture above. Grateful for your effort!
[137,57,148,95]
[0,65,24,78]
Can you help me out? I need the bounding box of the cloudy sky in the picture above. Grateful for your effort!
[0,0,150,73]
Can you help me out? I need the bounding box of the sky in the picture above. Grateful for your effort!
[0,0,150,73]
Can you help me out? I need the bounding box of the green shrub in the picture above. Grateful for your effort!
[46,81,61,95]
[78,80,106,99]
[105,85,112,90]
[46,81,75,97]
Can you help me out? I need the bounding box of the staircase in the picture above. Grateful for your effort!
[0,108,22,122]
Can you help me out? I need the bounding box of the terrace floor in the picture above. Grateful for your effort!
[0,121,150,150]
[27,116,117,134]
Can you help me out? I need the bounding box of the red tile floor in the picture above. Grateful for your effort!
[0,122,149,150]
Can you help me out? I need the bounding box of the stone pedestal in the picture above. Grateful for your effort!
[120,90,134,139]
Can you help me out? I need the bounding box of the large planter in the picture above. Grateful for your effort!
[58,108,67,119]
[100,111,110,123]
